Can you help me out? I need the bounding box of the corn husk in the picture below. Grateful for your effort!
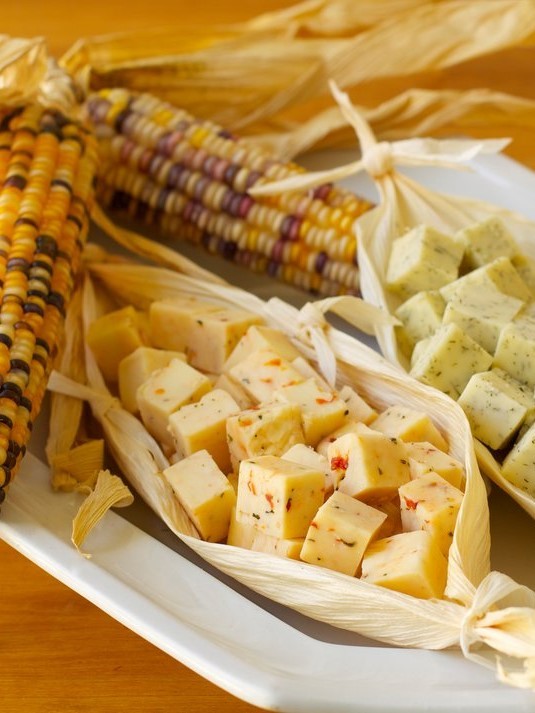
[46,241,535,690]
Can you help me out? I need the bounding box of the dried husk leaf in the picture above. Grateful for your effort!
[50,439,105,493]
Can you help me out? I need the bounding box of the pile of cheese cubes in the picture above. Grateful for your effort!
[87,296,466,600]
[387,217,535,499]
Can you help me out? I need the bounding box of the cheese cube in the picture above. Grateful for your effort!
[214,373,255,410]
[333,429,411,502]
[371,405,448,452]
[137,358,212,447]
[440,257,532,303]
[338,385,377,425]
[236,456,324,538]
[167,389,240,472]
[491,368,535,426]
[399,473,463,555]
[361,530,447,600]
[274,378,347,446]
[512,254,535,297]
[227,507,303,559]
[501,421,535,498]
[223,325,300,372]
[317,420,371,458]
[456,217,519,269]
[118,346,186,413]
[410,323,493,399]
[291,356,331,391]
[458,371,529,450]
[442,282,523,354]
[149,298,219,350]
[395,291,445,347]
[493,320,535,388]
[229,349,305,404]
[410,336,432,367]
[326,425,372,491]
[300,491,386,576]
[406,442,465,490]
[163,450,236,542]
[226,402,304,472]
[87,306,146,382]
[386,225,464,299]
[283,444,332,498]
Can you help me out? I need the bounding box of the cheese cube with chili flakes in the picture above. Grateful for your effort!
[361,530,447,600]
[214,373,255,410]
[338,385,378,425]
[228,349,304,404]
[291,357,331,391]
[118,346,187,413]
[371,405,448,453]
[274,378,347,446]
[405,442,465,490]
[227,506,304,560]
[87,305,147,382]
[163,450,236,542]
[136,358,212,447]
[167,389,240,473]
[282,444,332,498]
[226,402,305,473]
[398,472,463,556]
[223,325,300,372]
[325,424,371,490]
[316,420,370,458]
[300,490,386,576]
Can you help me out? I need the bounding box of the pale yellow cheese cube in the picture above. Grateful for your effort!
[456,217,519,269]
[491,368,535,426]
[229,349,304,403]
[501,421,535,498]
[274,378,347,446]
[512,254,535,297]
[282,444,332,498]
[493,319,535,388]
[87,306,146,382]
[440,256,532,303]
[236,456,324,538]
[226,402,304,472]
[406,441,465,490]
[371,405,448,452]
[395,291,445,348]
[227,507,303,559]
[458,371,529,450]
[223,325,300,372]
[386,225,464,299]
[361,530,447,600]
[291,356,331,391]
[300,491,386,576]
[325,425,372,491]
[167,389,240,472]
[316,420,371,458]
[149,298,219,350]
[338,385,377,425]
[136,358,212,447]
[214,373,255,410]
[410,323,493,399]
[118,346,186,413]
[163,450,236,542]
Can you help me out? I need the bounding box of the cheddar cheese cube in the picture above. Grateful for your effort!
[395,291,445,347]
[501,421,535,498]
[229,349,304,403]
[227,506,303,559]
[118,346,186,413]
[338,385,377,425]
[87,306,146,382]
[236,456,324,538]
[223,325,300,372]
[493,319,535,388]
[371,405,448,452]
[406,441,465,490]
[282,444,332,498]
[456,216,519,269]
[163,450,236,542]
[300,490,386,576]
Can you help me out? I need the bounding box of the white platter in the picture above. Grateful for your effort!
[2,152,535,712]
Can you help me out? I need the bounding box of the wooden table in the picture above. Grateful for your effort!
[2,3,535,712]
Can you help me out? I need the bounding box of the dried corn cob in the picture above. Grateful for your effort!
[0,104,99,503]
[86,89,372,297]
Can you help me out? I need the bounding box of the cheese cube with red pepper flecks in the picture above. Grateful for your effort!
[118,346,186,414]
[228,349,304,404]
[316,420,371,458]
[282,444,332,499]
[291,356,331,391]
[222,325,300,372]
[405,441,465,490]
[214,373,255,410]
[371,405,448,453]
[337,385,378,425]
[227,506,304,560]
[236,455,324,539]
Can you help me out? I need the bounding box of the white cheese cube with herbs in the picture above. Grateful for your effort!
[512,254,535,297]
[226,402,304,472]
[442,282,524,354]
[410,323,493,400]
[399,472,463,556]
[386,225,464,299]
[395,291,445,347]
[274,378,347,446]
[168,389,240,472]
[236,456,324,538]
[229,349,304,403]
[440,256,532,303]
[338,385,377,425]
[227,507,303,559]
[163,450,236,542]
[457,371,528,450]
[214,373,255,410]
[456,217,519,269]
[491,368,535,426]
[501,422,535,498]
[317,420,371,458]
[493,320,535,388]
[371,405,448,452]
[118,346,186,413]
[406,442,465,490]
[361,530,447,600]
[223,324,300,372]
[137,359,212,447]
[282,444,332,497]
[300,491,386,576]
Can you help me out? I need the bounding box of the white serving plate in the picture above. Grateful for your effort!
[2,152,535,713]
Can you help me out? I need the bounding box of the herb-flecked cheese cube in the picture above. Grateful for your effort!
[501,422,535,498]
[236,456,324,538]
[149,298,220,350]
[118,346,186,413]
[214,373,255,410]
[282,444,332,498]
[456,217,519,269]
[222,325,300,372]
[410,323,493,399]
[229,348,304,403]
[371,405,448,452]
[291,356,331,391]
[338,385,377,425]
[226,402,304,472]
[491,368,535,426]
[163,450,236,542]
[458,371,529,450]
[410,336,432,367]
[493,320,535,388]
[440,257,532,303]
[386,225,464,299]
[227,507,303,559]
[361,530,447,600]
[406,442,465,490]
[395,291,445,347]
[87,306,146,382]
[300,491,386,576]
[317,420,371,458]
[399,472,462,556]
[512,254,535,297]
[137,358,212,447]
[274,378,347,446]
[167,389,240,472]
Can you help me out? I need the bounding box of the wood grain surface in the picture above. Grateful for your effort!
[1,3,535,712]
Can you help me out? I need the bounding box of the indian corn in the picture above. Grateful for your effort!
[85,89,372,297]
[0,104,99,503]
